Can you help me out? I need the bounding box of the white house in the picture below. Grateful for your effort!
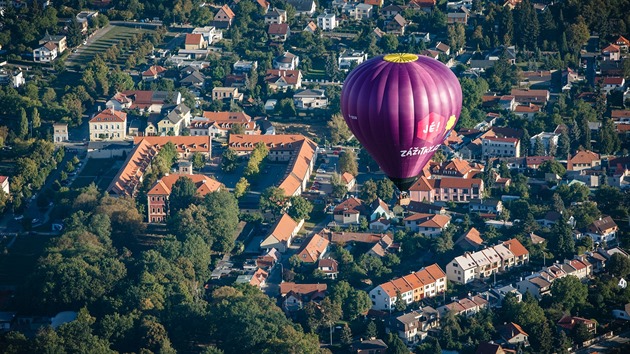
[317,12,337,31]
[403,213,450,236]
[293,89,327,109]
[529,132,559,154]
[338,50,368,71]
[585,216,618,243]
[273,52,300,70]
[259,213,304,253]
[192,26,223,44]
[89,109,127,141]
[446,253,478,284]
[33,42,58,62]
[53,123,68,143]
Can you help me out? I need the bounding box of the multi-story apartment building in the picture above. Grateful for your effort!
[482,136,521,158]
[408,176,484,203]
[369,264,446,311]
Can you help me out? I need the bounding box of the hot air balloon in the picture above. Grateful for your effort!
[340,53,462,192]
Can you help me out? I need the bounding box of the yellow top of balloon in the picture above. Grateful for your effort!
[383,53,419,63]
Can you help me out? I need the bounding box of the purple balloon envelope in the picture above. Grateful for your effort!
[341,53,463,191]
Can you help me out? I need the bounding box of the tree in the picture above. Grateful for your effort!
[558,130,570,158]
[365,320,378,339]
[31,107,41,129]
[191,152,205,170]
[571,322,593,344]
[203,190,240,253]
[221,148,239,173]
[338,149,358,176]
[340,326,352,346]
[376,178,395,202]
[447,23,466,53]
[599,118,621,154]
[386,333,408,354]
[330,173,348,198]
[607,253,630,278]
[360,180,378,204]
[549,215,575,258]
[566,16,590,53]
[18,108,28,139]
[328,114,352,144]
[234,177,249,199]
[550,275,588,312]
[538,159,566,176]
[259,186,287,217]
[67,17,84,48]
[533,136,545,156]
[169,176,198,216]
[287,196,313,221]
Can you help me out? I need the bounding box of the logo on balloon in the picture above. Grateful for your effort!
[416,112,446,142]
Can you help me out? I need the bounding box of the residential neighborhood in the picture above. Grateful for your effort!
[0,0,629,353]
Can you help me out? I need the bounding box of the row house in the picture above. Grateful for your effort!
[516,257,592,299]
[369,264,447,311]
[446,238,529,284]
[510,89,549,105]
[260,213,304,253]
[147,172,222,223]
[403,213,451,236]
[133,136,212,160]
[437,295,488,317]
[228,134,317,196]
[408,176,484,203]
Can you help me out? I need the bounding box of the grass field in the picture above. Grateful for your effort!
[71,158,122,191]
[72,25,153,66]
[304,57,328,80]
[0,233,49,286]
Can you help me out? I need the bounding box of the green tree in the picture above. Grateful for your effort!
[549,215,575,258]
[259,186,287,217]
[191,152,206,170]
[571,322,593,344]
[365,320,378,339]
[550,275,588,312]
[328,114,352,144]
[533,136,545,155]
[607,253,630,278]
[598,118,621,154]
[330,173,349,198]
[221,148,239,173]
[376,178,395,202]
[387,333,408,354]
[360,180,378,205]
[18,107,28,139]
[340,325,352,346]
[338,149,358,176]
[395,290,407,312]
[287,196,313,221]
[558,130,571,158]
[234,177,249,199]
[169,176,199,215]
[447,23,466,53]
[31,107,41,129]
[203,190,240,253]
[538,159,566,176]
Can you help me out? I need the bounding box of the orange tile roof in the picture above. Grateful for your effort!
[256,0,270,8]
[329,231,383,244]
[280,282,327,296]
[90,108,127,123]
[107,139,159,196]
[409,176,435,191]
[268,23,289,35]
[424,264,446,280]
[502,238,528,258]
[202,111,252,123]
[569,150,600,164]
[459,227,483,246]
[603,43,621,53]
[364,0,383,5]
[133,136,211,154]
[185,33,204,45]
[269,213,299,242]
[147,174,222,196]
[341,172,355,184]
[218,4,235,19]
[298,233,329,263]
[390,277,413,293]
[612,110,630,118]
[228,134,317,196]
[265,69,301,85]
[142,65,167,77]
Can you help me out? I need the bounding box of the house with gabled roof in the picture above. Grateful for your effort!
[499,322,529,347]
[385,14,407,35]
[585,216,618,243]
[403,213,451,236]
[438,295,488,317]
[264,8,287,24]
[273,51,299,70]
[333,197,368,224]
[142,65,167,81]
[428,158,482,179]
[260,213,304,253]
[602,43,621,60]
[303,21,317,33]
[297,233,329,263]
[190,111,258,138]
[455,227,484,251]
[557,315,597,334]
[366,234,398,258]
[33,42,58,62]
[213,4,235,28]
[280,282,327,312]
[265,69,302,92]
[567,150,601,171]
[408,0,436,13]
[293,89,327,109]
[89,109,127,141]
[317,258,338,279]
[184,33,208,50]
[286,0,316,15]
[147,173,222,223]
[408,176,484,203]
[268,23,291,42]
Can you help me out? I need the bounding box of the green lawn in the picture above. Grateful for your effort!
[73,158,122,191]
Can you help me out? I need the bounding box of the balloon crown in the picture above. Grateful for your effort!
[383,53,419,63]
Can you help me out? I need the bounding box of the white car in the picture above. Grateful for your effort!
[14,215,24,221]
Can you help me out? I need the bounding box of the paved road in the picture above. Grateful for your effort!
[575,330,630,353]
